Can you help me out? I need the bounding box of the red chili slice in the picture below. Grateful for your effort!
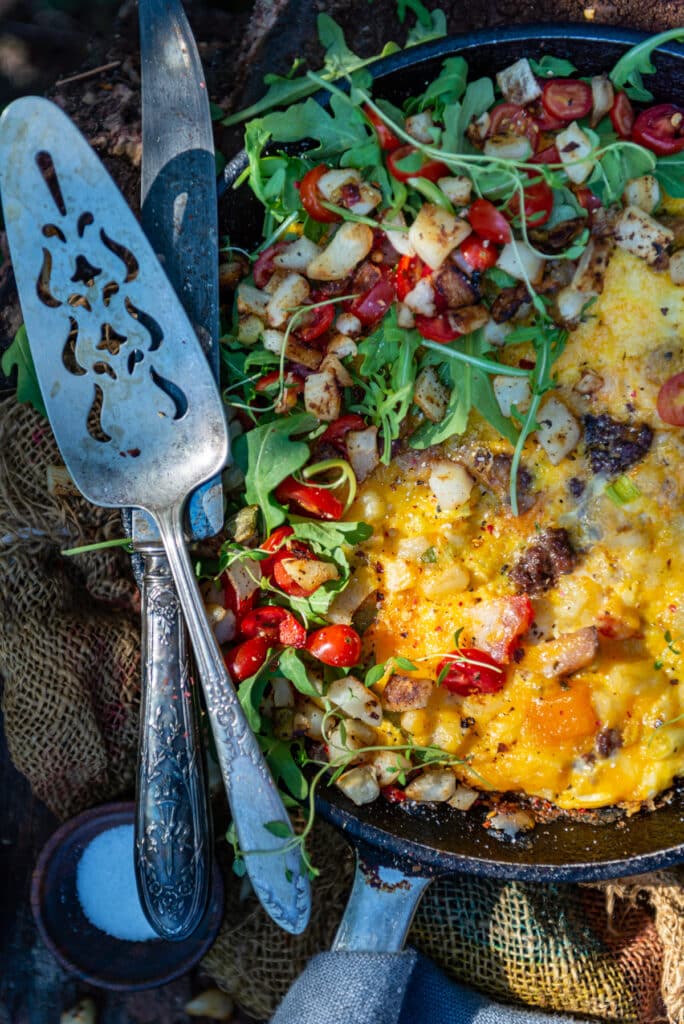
[306,624,362,667]
[274,476,344,520]
[298,165,341,223]
[632,103,684,156]
[382,784,408,804]
[436,647,506,696]
[541,79,592,122]
[609,91,635,139]
[387,144,449,183]
[363,103,401,151]
[467,198,512,244]
[239,606,307,648]
[224,636,269,682]
[395,254,429,300]
[657,371,684,425]
[414,313,463,344]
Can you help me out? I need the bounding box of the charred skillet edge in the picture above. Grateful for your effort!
[222,26,684,880]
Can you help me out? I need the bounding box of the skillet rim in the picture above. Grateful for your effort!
[220,23,684,881]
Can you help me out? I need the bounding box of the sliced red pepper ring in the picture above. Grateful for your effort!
[609,91,635,139]
[295,297,336,343]
[488,102,539,146]
[274,475,345,520]
[506,171,553,228]
[239,606,307,648]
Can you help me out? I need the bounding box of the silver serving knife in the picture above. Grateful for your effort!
[131,0,222,941]
[0,94,311,937]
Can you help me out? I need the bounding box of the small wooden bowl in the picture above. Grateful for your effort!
[31,801,224,990]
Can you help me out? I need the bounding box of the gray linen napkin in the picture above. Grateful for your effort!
[270,950,597,1024]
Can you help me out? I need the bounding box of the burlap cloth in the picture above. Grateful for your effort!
[1,1,684,1020]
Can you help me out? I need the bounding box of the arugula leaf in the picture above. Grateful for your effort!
[610,28,684,102]
[444,78,495,154]
[279,647,321,698]
[405,7,447,48]
[237,659,273,731]
[529,55,578,78]
[237,412,316,534]
[655,152,684,198]
[263,820,292,838]
[1,325,47,417]
[291,520,373,549]
[418,56,468,111]
[262,737,309,801]
[259,91,372,162]
[588,142,655,205]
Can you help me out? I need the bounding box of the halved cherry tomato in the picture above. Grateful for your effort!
[657,371,684,425]
[436,647,506,696]
[457,233,499,271]
[296,300,335,343]
[321,413,367,450]
[259,525,295,578]
[488,102,538,146]
[414,313,462,344]
[467,198,511,244]
[350,276,396,326]
[306,624,362,667]
[609,91,635,139]
[271,543,319,597]
[507,171,553,228]
[529,101,565,133]
[254,369,305,395]
[239,606,307,648]
[363,103,401,151]
[387,145,449,183]
[224,635,269,682]
[253,242,287,289]
[221,573,256,618]
[541,79,592,122]
[574,187,602,213]
[395,254,429,300]
[530,144,561,165]
[274,476,344,520]
[632,103,684,156]
[298,165,341,223]
[382,784,408,804]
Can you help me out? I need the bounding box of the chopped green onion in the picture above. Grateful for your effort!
[605,475,641,506]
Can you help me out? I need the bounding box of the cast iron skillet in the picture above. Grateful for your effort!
[220,25,684,886]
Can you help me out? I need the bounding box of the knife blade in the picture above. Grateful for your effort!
[132,0,220,940]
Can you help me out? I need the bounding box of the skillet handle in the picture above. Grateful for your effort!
[332,850,431,952]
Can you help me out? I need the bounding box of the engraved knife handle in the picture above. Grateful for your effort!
[135,545,211,940]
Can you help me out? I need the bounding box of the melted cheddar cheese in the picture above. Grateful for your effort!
[347,247,684,810]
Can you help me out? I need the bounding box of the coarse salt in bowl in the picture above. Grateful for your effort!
[31,802,224,990]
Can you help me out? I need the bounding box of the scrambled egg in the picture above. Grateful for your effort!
[348,247,684,810]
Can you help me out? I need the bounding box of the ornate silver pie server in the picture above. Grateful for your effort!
[128,0,223,940]
[0,96,311,936]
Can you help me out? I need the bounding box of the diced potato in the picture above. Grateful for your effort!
[327,719,377,765]
[405,769,456,802]
[405,110,436,143]
[236,282,270,317]
[356,488,386,524]
[535,627,599,679]
[556,121,594,183]
[496,58,542,106]
[319,352,353,387]
[396,535,432,560]
[223,557,262,607]
[408,203,472,270]
[622,174,660,214]
[206,603,236,646]
[347,426,380,483]
[236,313,263,345]
[336,764,380,805]
[381,674,433,712]
[327,331,358,357]
[614,204,673,266]
[262,330,324,370]
[304,369,342,421]
[396,302,416,328]
[535,396,581,465]
[420,561,470,598]
[293,699,325,740]
[496,240,544,284]
[273,236,322,271]
[404,276,437,316]
[327,676,382,726]
[670,249,684,285]
[271,676,294,709]
[590,74,614,127]
[370,749,412,786]
[334,313,362,337]
[487,808,535,836]
[449,305,490,334]
[316,167,361,200]
[482,318,513,347]
[307,223,374,280]
[428,459,475,510]
[316,168,381,215]
[414,365,450,423]
[556,287,595,324]
[381,209,416,257]
[571,236,614,294]
[448,785,479,811]
[327,568,377,625]
[437,175,472,206]
[266,272,311,327]
[483,134,532,161]
[493,374,532,418]
[382,557,414,592]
